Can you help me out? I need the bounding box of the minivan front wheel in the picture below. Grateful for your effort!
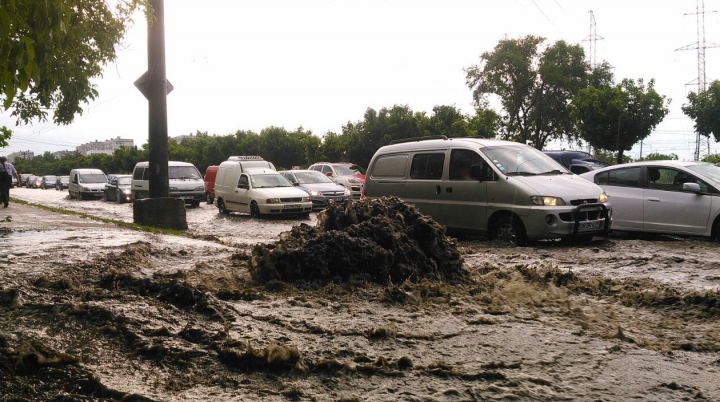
[250,201,261,218]
[492,216,527,246]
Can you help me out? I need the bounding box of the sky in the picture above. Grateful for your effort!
[2,0,719,162]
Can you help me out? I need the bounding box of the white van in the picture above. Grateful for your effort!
[214,156,312,217]
[131,161,204,207]
[68,168,108,200]
[363,137,612,245]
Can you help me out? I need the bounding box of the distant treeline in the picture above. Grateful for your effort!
[12,104,500,176]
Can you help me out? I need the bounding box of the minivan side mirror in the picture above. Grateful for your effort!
[238,183,249,189]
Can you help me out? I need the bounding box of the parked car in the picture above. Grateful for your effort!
[40,175,57,189]
[363,136,611,246]
[68,168,108,199]
[30,176,44,189]
[55,175,70,190]
[214,162,312,218]
[132,161,204,207]
[308,162,366,199]
[204,165,219,204]
[280,170,352,211]
[580,160,720,239]
[25,175,38,188]
[103,175,133,203]
[19,174,32,188]
[543,150,609,174]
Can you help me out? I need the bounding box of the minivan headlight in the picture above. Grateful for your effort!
[266,198,281,204]
[530,196,566,206]
[195,186,204,191]
[598,192,608,203]
[308,190,322,197]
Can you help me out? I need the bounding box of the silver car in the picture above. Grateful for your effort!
[580,160,720,238]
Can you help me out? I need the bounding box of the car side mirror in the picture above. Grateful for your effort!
[238,183,248,189]
[325,172,333,177]
[683,182,702,193]
[292,182,299,186]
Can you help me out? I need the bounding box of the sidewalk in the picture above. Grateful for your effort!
[0,199,110,232]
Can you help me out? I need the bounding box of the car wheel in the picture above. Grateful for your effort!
[217,199,229,214]
[206,193,214,204]
[116,189,123,204]
[492,216,528,246]
[250,201,261,218]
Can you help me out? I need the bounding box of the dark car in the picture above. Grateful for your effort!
[280,169,351,211]
[40,175,57,189]
[103,175,133,203]
[543,150,609,174]
[55,175,70,190]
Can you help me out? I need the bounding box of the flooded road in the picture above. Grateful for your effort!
[1,187,719,401]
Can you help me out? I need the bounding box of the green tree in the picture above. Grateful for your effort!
[637,152,678,161]
[0,0,146,147]
[465,35,606,149]
[570,79,670,164]
[682,80,720,143]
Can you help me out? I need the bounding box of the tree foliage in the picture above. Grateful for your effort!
[464,35,612,150]
[13,104,498,175]
[636,152,678,161]
[682,80,720,142]
[0,0,147,147]
[570,79,670,164]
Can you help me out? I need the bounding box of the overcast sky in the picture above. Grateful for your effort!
[2,0,719,162]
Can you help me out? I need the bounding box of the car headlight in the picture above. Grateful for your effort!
[168,187,178,191]
[195,186,204,191]
[302,197,310,202]
[266,198,281,204]
[348,178,360,184]
[598,192,608,203]
[82,186,90,191]
[308,190,322,197]
[122,189,132,194]
[530,196,566,206]
[343,187,351,196]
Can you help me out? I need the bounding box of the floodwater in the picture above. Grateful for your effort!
[1,187,719,401]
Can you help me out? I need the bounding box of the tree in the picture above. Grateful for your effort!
[570,79,670,164]
[0,0,146,146]
[682,80,720,142]
[465,35,609,149]
[637,152,678,161]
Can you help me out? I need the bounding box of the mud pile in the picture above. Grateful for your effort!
[249,196,467,284]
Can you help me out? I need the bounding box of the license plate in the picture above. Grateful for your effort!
[284,204,301,209]
[579,221,601,230]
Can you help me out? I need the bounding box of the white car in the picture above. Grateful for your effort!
[580,160,720,238]
[215,168,312,218]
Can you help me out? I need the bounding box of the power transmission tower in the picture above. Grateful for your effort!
[582,10,604,69]
[676,0,719,161]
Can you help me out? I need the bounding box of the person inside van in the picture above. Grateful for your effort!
[450,149,484,180]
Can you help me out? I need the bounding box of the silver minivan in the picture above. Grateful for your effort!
[363,137,612,245]
[131,161,205,207]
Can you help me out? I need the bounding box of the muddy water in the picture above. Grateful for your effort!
[2,187,719,401]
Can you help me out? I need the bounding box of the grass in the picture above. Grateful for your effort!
[8,197,192,237]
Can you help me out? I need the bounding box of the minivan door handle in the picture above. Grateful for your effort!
[435,185,441,195]
[647,197,660,202]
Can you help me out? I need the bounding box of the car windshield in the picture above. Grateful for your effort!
[334,164,366,175]
[293,171,334,184]
[44,176,56,181]
[168,166,201,180]
[481,146,569,175]
[687,163,720,185]
[251,174,293,188]
[60,177,69,183]
[117,177,132,185]
[80,174,107,183]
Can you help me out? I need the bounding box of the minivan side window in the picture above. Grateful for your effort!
[410,153,445,180]
[372,154,408,178]
[133,167,145,180]
[596,167,640,187]
[449,149,484,180]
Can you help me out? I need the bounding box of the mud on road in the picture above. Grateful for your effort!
[1,187,719,401]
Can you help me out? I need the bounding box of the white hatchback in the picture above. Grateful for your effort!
[580,160,720,238]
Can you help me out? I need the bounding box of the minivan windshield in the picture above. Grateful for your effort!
[169,166,202,180]
[117,177,132,185]
[481,146,569,176]
[80,174,107,183]
[251,174,293,188]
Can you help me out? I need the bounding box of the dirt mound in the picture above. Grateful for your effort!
[249,196,467,284]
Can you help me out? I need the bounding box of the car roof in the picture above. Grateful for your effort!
[375,137,523,153]
[580,160,713,176]
[244,168,279,174]
[282,169,322,174]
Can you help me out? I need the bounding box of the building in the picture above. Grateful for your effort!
[7,151,34,162]
[76,137,133,156]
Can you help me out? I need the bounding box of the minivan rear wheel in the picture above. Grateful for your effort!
[492,216,527,246]
[217,199,229,215]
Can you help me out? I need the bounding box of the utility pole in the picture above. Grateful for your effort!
[676,0,719,161]
[146,0,169,198]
